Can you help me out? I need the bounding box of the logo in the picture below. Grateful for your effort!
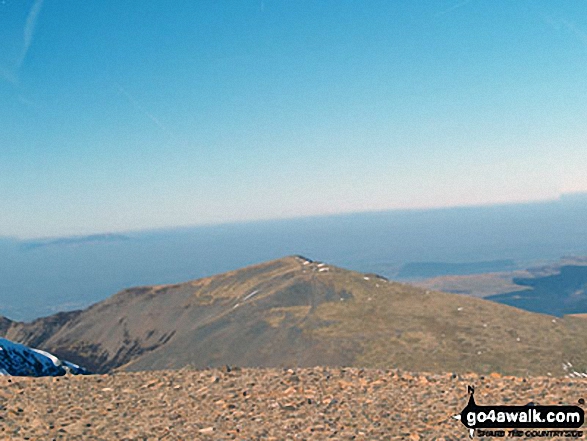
[453,386,585,438]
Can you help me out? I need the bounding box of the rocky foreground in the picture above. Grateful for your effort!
[0,367,585,440]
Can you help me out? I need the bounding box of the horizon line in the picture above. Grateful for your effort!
[6,192,586,242]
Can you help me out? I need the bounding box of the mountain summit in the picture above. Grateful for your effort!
[2,256,587,376]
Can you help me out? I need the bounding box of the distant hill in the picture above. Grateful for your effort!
[2,256,587,377]
[487,265,587,316]
[21,233,130,250]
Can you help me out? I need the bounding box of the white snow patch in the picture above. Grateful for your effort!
[64,360,81,369]
[363,277,370,280]
[243,290,259,301]
[31,348,61,366]
[318,268,329,272]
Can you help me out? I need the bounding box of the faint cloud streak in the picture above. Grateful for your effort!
[436,0,472,17]
[16,0,44,69]
[114,81,175,139]
[1,0,44,85]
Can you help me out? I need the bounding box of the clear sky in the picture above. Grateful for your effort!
[1,0,586,239]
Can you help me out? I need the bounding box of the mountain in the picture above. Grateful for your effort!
[2,256,587,377]
[0,338,90,377]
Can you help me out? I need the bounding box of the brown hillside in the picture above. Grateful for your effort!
[2,256,587,376]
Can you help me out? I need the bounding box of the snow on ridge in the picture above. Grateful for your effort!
[0,337,90,377]
[31,347,61,366]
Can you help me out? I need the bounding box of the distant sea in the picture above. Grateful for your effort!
[1,196,586,321]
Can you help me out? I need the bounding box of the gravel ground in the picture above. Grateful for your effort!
[0,367,585,440]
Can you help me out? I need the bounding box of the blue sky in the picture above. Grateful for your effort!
[1,0,586,239]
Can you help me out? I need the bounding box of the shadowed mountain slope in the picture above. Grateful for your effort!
[2,256,587,377]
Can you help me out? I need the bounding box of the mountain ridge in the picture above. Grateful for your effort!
[2,256,587,377]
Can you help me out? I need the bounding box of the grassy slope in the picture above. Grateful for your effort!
[310,266,587,376]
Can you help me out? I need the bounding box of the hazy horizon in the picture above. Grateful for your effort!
[2,1,587,238]
[2,197,587,321]
[1,191,586,241]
